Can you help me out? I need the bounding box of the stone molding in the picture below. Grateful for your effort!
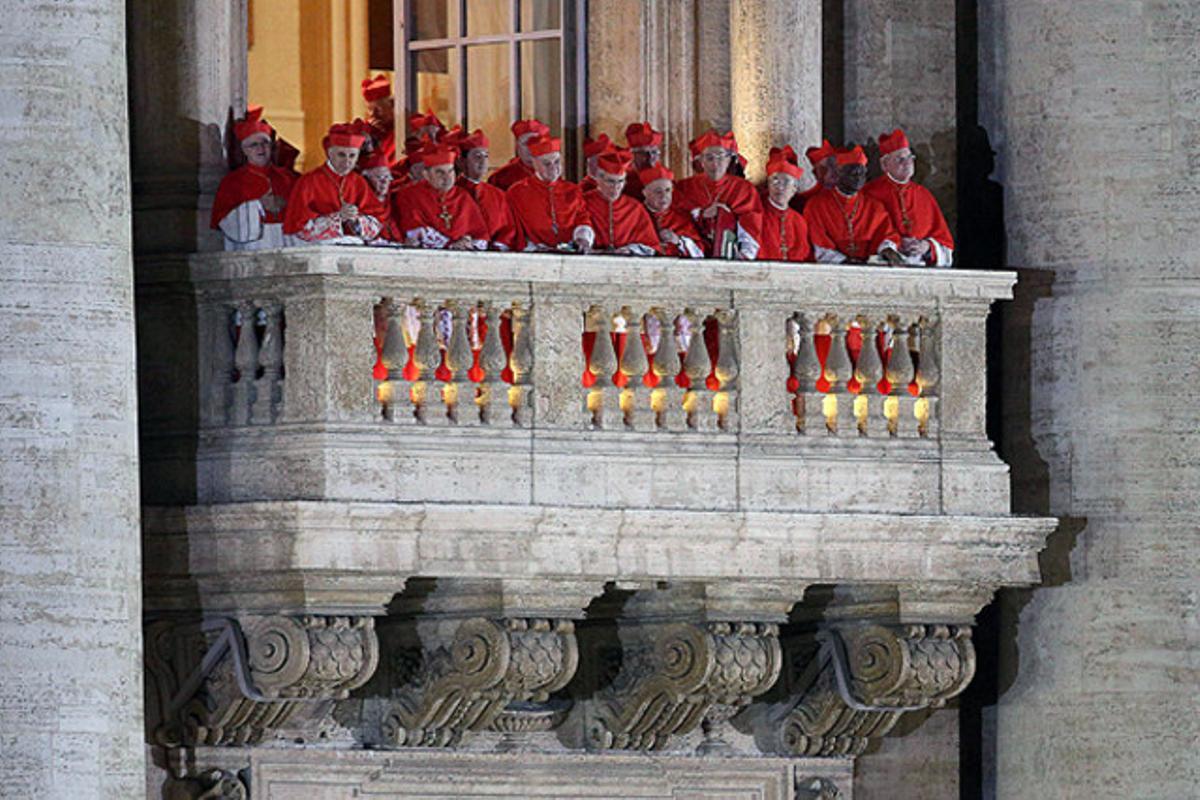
[381,617,579,748]
[585,620,783,751]
[147,615,378,747]
[764,624,975,757]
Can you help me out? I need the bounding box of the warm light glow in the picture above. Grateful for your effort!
[475,386,488,408]
[586,389,604,413]
[410,381,427,406]
[508,386,523,409]
[442,382,459,407]
[619,389,635,414]
[854,394,869,434]
[822,394,838,432]
[376,380,394,405]
[682,390,699,414]
[712,391,729,417]
[914,397,930,436]
[884,395,899,435]
[650,388,667,414]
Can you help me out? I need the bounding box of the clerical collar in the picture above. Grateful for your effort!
[835,188,860,200]
[768,198,791,211]
[886,174,911,186]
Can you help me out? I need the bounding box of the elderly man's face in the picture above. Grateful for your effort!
[643,179,673,214]
[836,163,868,196]
[327,146,361,176]
[533,152,562,183]
[426,163,456,193]
[516,133,538,165]
[596,170,626,202]
[363,167,393,199]
[241,134,272,168]
[767,173,799,208]
[368,98,394,128]
[463,147,489,181]
[699,146,731,181]
[632,146,660,171]
[586,155,600,178]
[882,148,916,184]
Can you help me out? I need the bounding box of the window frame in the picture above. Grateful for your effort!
[392,0,586,173]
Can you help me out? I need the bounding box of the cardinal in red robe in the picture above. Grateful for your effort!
[863,129,955,267]
[361,74,397,166]
[396,145,488,250]
[507,135,595,252]
[624,122,663,202]
[803,146,902,265]
[359,149,402,242]
[639,164,705,259]
[211,112,296,250]
[673,129,763,259]
[583,150,661,256]
[579,133,615,194]
[283,123,385,243]
[455,129,518,250]
[758,153,812,262]
[488,119,549,190]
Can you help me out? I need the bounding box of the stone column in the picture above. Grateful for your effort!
[986,2,1200,797]
[0,1,144,797]
[729,0,821,181]
[842,0,958,231]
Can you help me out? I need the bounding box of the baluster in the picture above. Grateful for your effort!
[231,301,259,426]
[915,319,940,396]
[443,302,472,424]
[824,321,851,393]
[410,301,440,424]
[619,311,651,429]
[682,311,711,430]
[508,302,533,427]
[479,304,509,425]
[251,303,283,424]
[587,309,618,429]
[647,311,680,431]
[887,326,914,394]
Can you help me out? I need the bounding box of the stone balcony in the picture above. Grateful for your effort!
[137,247,1053,796]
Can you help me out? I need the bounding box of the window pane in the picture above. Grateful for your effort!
[412,48,460,129]
[412,0,457,41]
[520,0,560,31]
[466,44,514,167]
[520,38,561,132]
[467,0,511,36]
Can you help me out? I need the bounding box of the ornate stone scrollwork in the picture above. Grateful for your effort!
[147,615,378,747]
[381,617,578,748]
[766,624,974,757]
[586,621,781,752]
[795,776,842,800]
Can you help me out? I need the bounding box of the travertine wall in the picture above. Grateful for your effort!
[0,1,144,797]
[842,0,958,232]
[985,1,1200,796]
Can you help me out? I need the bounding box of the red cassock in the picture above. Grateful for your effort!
[648,206,705,259]
[863,175,954,265]
[803,189,899,263]
[623,168,645,201]
[673,174,764,258]
[371,123,397,167]
[211,164,295,228]
[283,164,385,241]
[488,158,535,191]
[578,175,598,194]
[583,190,662,255]
[507,176,591,250]
[759,203,812,262]
[396,181,489,249]
[458,176,517,250]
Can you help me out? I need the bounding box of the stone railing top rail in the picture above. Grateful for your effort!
[188,246,1016,302]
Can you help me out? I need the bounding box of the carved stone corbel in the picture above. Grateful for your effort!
[380,617,578,747]
[763,623,974,757]
[146,615,379,747]
[585,620,782,752]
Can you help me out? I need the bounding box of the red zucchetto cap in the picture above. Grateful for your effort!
[878,128,911,155]
[325,123,367,150]
[460,128,489,152]
[638,164,675,185]
[583,133,614,158]
[767,153,804,180]
[689,129,736,157]
[625,122,663,149]
[769,145,800,166]
[596,149,633,175]
[420,145,458,167]
[234,117,273,143]
[408,109,442,131]
[834,145,868,166]
[512,119,550,140]
[527,135,561,157]
[361,74,391,102]
[806,139,837,163]
[440,126,465,149]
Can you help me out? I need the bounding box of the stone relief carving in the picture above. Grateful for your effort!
[795,775,843,799]
[163,768,248,800]
[586,621,781,751]
[381,617,578,747]
[146,615,378,747]
[764,623,975,756]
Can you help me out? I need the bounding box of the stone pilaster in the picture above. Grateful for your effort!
[729,0,822,181]
[0,0,144,795]
[986,2,1200,797]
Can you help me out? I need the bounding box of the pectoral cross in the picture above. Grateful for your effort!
[439,202,454,229]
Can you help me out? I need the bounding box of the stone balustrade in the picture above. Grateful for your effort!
[137,247,1053,792]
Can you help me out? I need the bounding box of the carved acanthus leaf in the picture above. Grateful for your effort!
[381,617,578,748]
[586,621,781,752]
